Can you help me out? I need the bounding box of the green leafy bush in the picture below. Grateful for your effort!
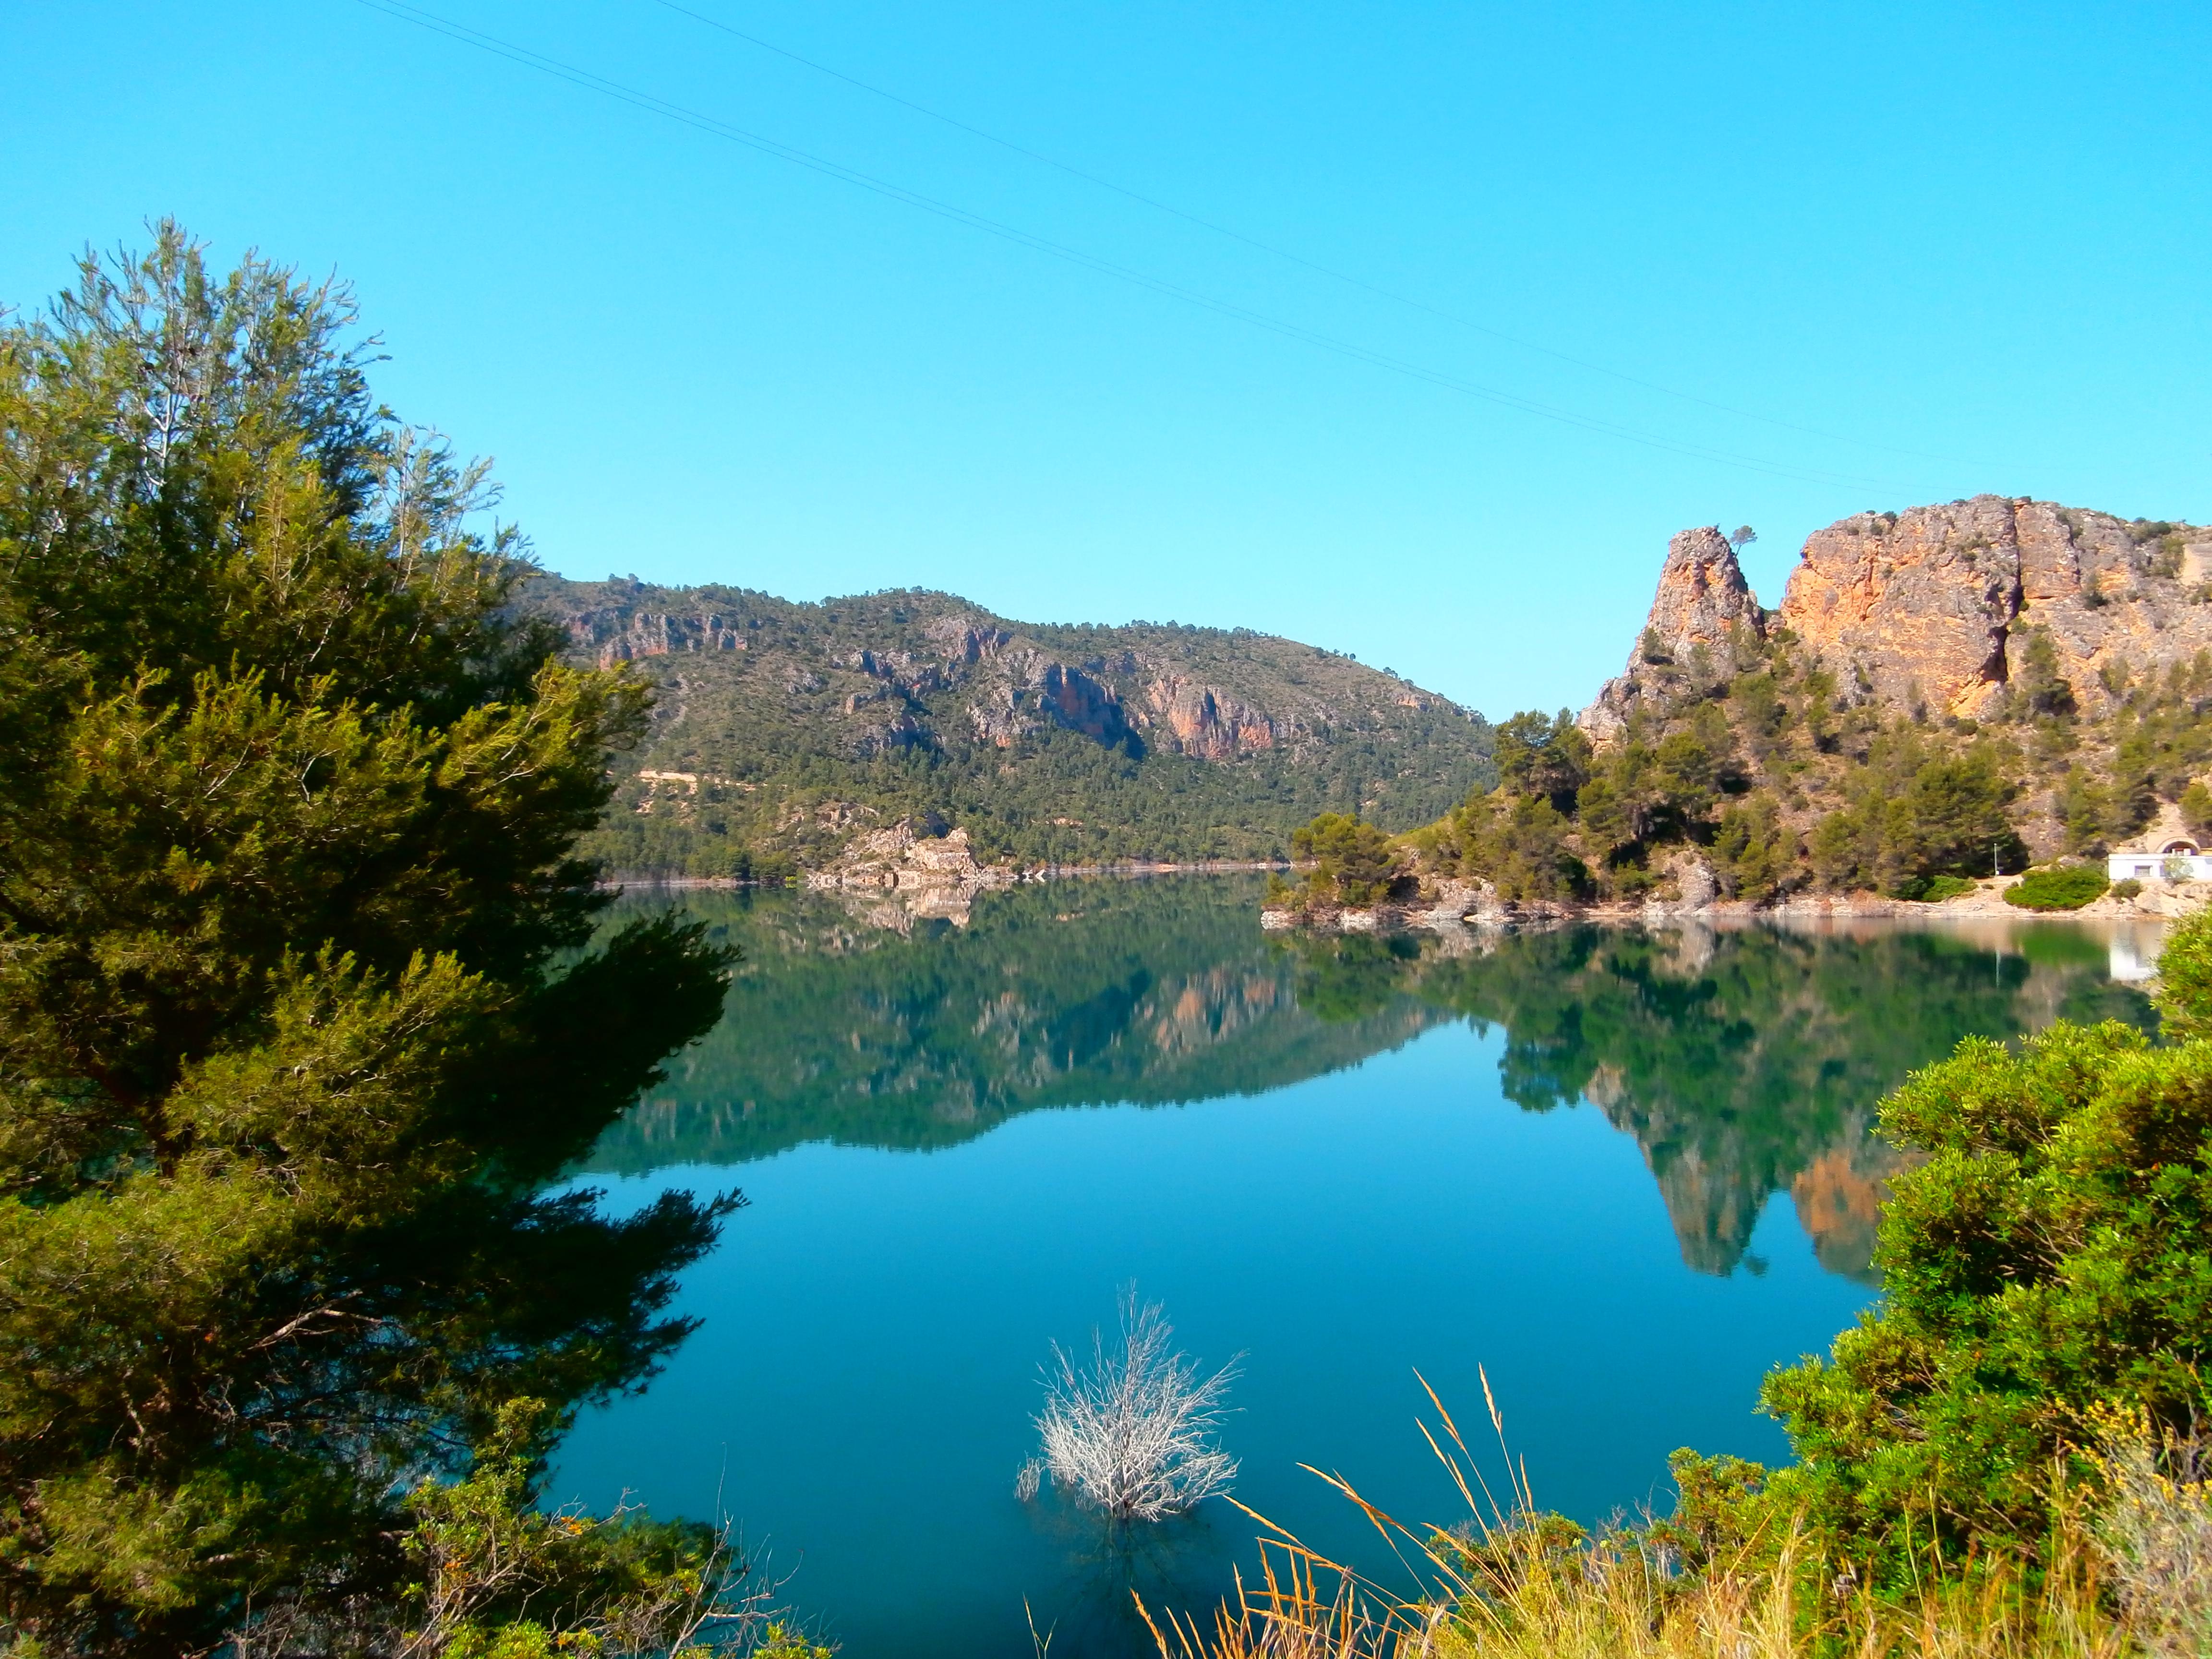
[1896,873,1977,903]
[2004,864,2110,910]
[1751,908,2212,1580]
[2110,877,2144,900]
[1290,812,1404,907]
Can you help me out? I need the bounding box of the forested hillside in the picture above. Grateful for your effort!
[521,574,1494,873]
[1395,504,2212,905]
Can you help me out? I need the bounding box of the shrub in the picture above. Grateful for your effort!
[1291,812,1403,908]
[1018,1291,1238,1521]
[1759,940,2212,1576]
[2004,864,2110,910]
[2184,780,2212,837]
[2111,878,2144,900]
[1900,873,1977,903]
[2089,1410,2212,1659]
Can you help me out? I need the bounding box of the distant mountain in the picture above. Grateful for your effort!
[521,575,1494,874]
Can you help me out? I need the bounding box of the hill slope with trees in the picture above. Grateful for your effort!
[1371,505,2212,909]
[520,575,1495,875]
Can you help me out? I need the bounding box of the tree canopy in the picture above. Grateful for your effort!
[0,225,734,1652]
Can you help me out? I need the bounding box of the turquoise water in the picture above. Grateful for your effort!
[551,878,2161,1657]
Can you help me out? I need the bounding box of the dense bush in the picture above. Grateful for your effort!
[1899,873,1978,902]
[1751,919,2212,1577]
[1288,811,1406,907]
[2005,864,2111,910]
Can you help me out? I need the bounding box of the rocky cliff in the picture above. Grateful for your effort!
[1581,527,1766,742]
[522,575,1495,872]
[1782,498,2212,720]
[1584,497,2212,738]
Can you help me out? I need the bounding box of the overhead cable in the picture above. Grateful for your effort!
[645,0,1956,465]
[350,0,1895,488]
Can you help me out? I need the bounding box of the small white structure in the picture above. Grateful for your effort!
[2107,838,2212,884]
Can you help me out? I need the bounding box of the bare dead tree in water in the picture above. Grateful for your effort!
[1017,1289,1239,1522]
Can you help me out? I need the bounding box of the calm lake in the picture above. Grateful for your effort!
[550,877,2165,1658]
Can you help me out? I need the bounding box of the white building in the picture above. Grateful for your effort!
[2107,837,2212,884]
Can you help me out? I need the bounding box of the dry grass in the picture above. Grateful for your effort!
[2089,1410,2212,1658]
[1140,1372,2141,1659]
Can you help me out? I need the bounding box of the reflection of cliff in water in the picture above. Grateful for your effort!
[582,877,1447,1173]
[586,878,2160,1287]
[1285,918,2160,1282]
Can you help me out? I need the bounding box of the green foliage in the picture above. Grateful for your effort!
[1291,812,1405,906]
[402,1399,806,1659]
[0,227,732,1650]
[1710,793,1794,900]
[2109,877,2143,900]
[1437,792,1591,902]
[1923,874,1979,902]
[2005,864,2110,910]
[1758,997,2212,1579]
[2010,626,2079,720]
[529,577,1497,873]
[1492,710,1592,812]
[1809,741,2023,895]
[2152,907,2212,1044]
[2184,779,2212,837]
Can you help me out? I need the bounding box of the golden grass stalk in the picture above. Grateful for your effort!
[1142,1372,2135,1659]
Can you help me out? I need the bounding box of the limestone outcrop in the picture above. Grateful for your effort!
[1779,497,2212,720]
[806,820,1013,893]
[1580,528,1765,742]
[1581,499,2212,740]
[1142,675,1275,760]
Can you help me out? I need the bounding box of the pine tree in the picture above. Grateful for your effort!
[0,225,733,1651]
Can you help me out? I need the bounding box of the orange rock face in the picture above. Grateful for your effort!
[1789,1142,1904,1284]
[1779,496,2212,719]
[1142,675,1276,760]
[1582,499,2212,739]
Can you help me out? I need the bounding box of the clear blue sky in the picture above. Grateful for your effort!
[7,1,2205,715]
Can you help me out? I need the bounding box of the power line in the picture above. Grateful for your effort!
[349,0,1896,488]
[644,0,1960,466]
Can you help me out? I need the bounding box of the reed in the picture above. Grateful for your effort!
[1140,1371,2145,1659]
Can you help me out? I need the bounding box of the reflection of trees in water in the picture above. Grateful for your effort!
[583,879,2156,1290]
[582,878,1448,1172]
[1290,920,2158,1281]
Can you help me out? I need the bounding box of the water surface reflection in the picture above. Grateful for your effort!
[586,879,2162,1285]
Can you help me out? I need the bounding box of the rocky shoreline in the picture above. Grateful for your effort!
[1262,871,2212,934]
[604,821,1289,894]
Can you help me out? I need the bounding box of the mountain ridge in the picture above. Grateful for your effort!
[520,573,1496,874]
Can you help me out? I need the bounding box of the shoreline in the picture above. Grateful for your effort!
[1262,871,2211,935]
[601,858,1292,892]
